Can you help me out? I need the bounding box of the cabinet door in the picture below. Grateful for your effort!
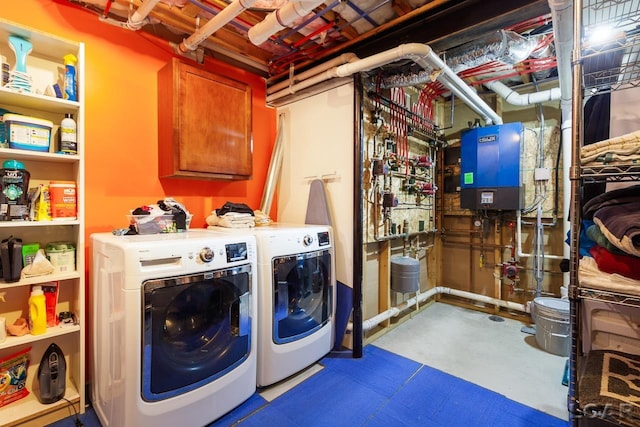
[158,59,252,180]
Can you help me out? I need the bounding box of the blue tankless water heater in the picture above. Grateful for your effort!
[460,122,524,210]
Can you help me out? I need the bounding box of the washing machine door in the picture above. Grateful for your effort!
[141,264,252,401]
[272,249,332,344]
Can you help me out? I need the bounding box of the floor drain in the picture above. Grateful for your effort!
[488,315,504,322]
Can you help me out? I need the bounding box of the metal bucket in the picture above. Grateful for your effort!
[533,297,570,357]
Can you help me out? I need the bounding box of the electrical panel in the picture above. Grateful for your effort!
[460,122,524,210]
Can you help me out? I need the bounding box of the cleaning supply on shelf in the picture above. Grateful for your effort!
[59,113,77,154]
[63,54,77,102]
[0,347,31,408]
[37,343,66,404]
[7,35,33,93]
[42,283,59,327]
[22,242,40,267]
[28,183,52,221]
[29,285,47,335]
[4,113,53,152]
[49,181,77,220]
[0,159,31,221]
[45,242,76,274]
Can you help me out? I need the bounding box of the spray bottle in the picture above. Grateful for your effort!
[63,54,77,102]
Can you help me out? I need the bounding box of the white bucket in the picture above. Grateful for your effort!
[533,297,570,357]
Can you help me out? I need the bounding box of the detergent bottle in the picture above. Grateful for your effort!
[63,54,77,102]
[29,285,47,335]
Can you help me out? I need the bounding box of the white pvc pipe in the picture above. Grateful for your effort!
[267,43,502,125]
[516,209,564,260]
[267,53,360,95]
[127,0,162,30]
[359,286,529,331]
[548,0,574,288]
[484,80,561,106]
[249,0,325,45]
[180,0,258,51]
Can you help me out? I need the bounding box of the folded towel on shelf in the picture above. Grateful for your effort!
[590,244,640,281]
[579,256,640,296]
[580,130,640,165]
[582,185,640,256]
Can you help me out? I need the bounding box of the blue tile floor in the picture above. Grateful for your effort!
[49,345,568,427]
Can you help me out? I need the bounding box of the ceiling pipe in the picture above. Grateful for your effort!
[267,43,502,125]
[248,0,326,45]
[267,53,360,95]
[179,0,259,52]
[484,80,561,106]
[126,0,162,30]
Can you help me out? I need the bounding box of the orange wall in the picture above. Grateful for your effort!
[3,1,277,252]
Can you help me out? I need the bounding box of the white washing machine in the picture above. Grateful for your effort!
[91,230,257,427]
[209,224,336,387]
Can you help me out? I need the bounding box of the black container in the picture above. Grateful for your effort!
[1,235,22,282]
[0,159,30,221]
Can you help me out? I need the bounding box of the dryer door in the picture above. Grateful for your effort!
[141,264,252,401]
[272,249,332,344]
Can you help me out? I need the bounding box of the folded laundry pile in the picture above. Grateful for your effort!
[580,130,640,166]
[206,201,269,228]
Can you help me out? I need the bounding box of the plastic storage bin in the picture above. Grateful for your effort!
[4,113,52,152]
[127,214,192,234]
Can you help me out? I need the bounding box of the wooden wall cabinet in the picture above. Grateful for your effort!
[158,58,252,180]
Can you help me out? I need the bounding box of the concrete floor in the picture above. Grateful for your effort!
[372,302,570,421]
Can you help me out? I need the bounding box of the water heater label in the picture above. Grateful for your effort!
[464,172,474,185]
[478,135,497,143]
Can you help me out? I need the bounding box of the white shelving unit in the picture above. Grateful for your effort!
[0,18,84,427]
[569,1,640,426]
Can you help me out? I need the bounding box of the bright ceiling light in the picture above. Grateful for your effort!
[586,25,616,45]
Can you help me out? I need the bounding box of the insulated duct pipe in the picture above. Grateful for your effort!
[267,43,502,125]
[548,0,573,287]
[180,0,259,51]
[260,112,286,216]
[484,80,561,106]
[357,286,529,332]
[126,0,161,30]
[249,0,326,45]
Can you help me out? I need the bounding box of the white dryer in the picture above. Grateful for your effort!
[209,224,336,387]
[91,230,257,427]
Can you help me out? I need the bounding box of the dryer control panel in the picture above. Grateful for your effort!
[317,231,330,246]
